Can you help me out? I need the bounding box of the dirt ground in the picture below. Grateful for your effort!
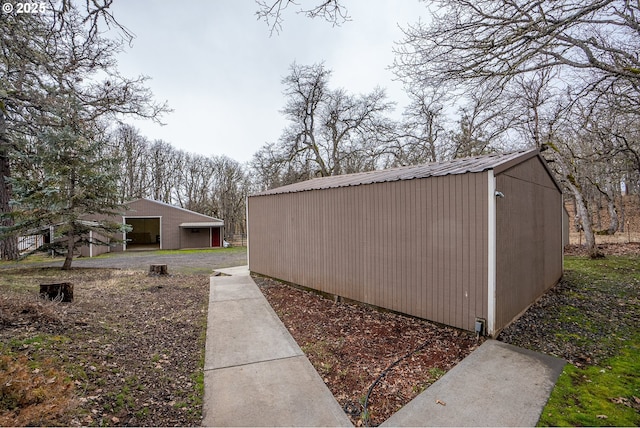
[0,268,210,427]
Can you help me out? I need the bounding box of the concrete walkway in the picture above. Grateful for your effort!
[201,266,351,427]
[202,266,565,427]
[381,340,565,427]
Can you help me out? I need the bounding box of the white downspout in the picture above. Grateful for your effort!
[487,170,497,336]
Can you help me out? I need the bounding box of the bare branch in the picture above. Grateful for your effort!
[255,0,350,35]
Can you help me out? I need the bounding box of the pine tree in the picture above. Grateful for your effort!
[9,126,128,270]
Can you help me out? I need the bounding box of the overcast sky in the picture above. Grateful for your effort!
[110,1,428,164]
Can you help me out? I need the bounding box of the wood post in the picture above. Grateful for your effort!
[39,282,73,302]
[149,264,168,275]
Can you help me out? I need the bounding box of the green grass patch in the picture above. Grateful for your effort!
[0,245,246,265]
[539,337,640,426]
[86,246,247,258]
[0,267,66,292]
[5,334,71,353]
[538,255,640,426]
[150,246,246,256]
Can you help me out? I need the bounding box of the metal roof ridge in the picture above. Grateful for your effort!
[251,149,539,196]
[126,198,223,221]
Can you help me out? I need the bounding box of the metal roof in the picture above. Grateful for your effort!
[252,149,544,196]
[179,222,224,228]
[126,198,224,222]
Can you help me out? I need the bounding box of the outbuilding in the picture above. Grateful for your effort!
[247,149,563,336]
[83,198,224,256]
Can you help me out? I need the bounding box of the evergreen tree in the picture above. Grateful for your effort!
[8,126,128,270]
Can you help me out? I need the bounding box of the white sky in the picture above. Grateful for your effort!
[110,1,428,164]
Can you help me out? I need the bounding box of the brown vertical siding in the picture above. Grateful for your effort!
[180,228,215,249]
[125,199,222,250]
[495,156,563,332]
[248,172,490,332]
[79,231,110,257]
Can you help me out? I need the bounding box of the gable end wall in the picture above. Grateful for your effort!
[494,156,563,333]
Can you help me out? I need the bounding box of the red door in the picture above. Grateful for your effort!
[212,227,221,247]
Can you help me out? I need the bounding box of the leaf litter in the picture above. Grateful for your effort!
[255,275,482,426]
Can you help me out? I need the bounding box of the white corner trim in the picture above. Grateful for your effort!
[245,196,250,268]
[487,170,497,336]
[122,216,127,251]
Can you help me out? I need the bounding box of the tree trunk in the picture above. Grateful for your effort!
[592,176,619,235]
[0,111,19,261]
[40,282,74,302]
[545,143,601,258]
[149,264,168,275]
[62,233,74,270]
[606,197,619,235]
[619,192,625,233]
[566,180,601,258]
[595,197,602,230]
[0,155,18,260]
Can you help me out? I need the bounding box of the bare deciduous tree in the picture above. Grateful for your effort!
[210,156,251,236]
[256,0,350,35]
[392,86,447,165]
[112,124,150,202]
[394,0,640,99]
[256,62,395,186]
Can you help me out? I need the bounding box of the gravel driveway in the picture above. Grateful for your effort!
[1,248,247,274]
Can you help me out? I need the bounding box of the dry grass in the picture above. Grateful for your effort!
[0,355,76,426]
[0,267,209,426]
[569,231,640,245]
[566,196,640,246]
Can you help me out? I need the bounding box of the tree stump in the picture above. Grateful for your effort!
[149,264,168,276]
[39,282,74,302]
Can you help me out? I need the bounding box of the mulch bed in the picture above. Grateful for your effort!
[255,275,482,426]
